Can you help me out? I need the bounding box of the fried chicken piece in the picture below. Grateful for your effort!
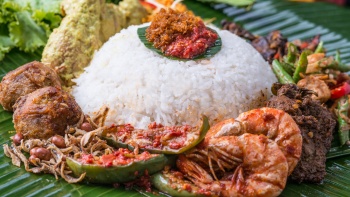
[100,3,126,43]
[0,61,61,111]
[13,87,83,140]
[119,0,148,26]
[41,0,103,87]
[42,0,147,88]
[297,76,331,103]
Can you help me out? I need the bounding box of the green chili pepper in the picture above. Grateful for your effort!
[335,50,350,72]
[314,41,324,53]
[280,62,294,76]
[292,51,308,82]
[151,172,204,197]
[271,59,295,84]
[101,115,210,154]
[337,96,349,146]
[284,43,298,64]
[66,154,169,184]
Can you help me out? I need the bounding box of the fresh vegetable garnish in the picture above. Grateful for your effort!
[101,115,210,154]
[66,148,169,184]
[0,0,63,61]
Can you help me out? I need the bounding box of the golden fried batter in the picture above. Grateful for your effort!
[13,87,83,139]
[42,0,147,87]
[0,61,61,111]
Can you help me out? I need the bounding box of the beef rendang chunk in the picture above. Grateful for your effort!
[267,83,336,183]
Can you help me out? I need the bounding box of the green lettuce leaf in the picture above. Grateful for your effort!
[8,11,48,52]
[27,0,62,13]
[0,24,15,60]
[0,0,62,61]
[32,10,62,29]
[28,0,62,29]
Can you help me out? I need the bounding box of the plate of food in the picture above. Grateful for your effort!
[1,0,350,196]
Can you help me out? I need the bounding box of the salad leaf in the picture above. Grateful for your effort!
[26,0,62,13]
[0,25,15,60]
[8,11,48,52]
[0,0,62,61]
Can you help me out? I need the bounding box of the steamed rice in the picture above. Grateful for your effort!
[72,24,277,129]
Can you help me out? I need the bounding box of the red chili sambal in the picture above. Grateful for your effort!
[146,8,218,59]
[79,148,155,167]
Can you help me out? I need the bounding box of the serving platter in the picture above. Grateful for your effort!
[1,0,350,196]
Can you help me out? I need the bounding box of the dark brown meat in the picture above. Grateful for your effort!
[221,20,287,63]
[267,83,336,183]
[221,20,322,63]
[13,87,83,140]
[221,20,256,41]
[251,31,287,63]
[0,61,61,111]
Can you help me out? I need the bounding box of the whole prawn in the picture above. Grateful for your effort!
[177,133,289,197]
[201,107,302,175]
[173,107,302,197]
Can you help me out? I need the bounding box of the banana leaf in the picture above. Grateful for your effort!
[1,0,350,196]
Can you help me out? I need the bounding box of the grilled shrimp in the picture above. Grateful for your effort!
[177,133,288,197]
[203,107,302,175]
[236,107,302,175]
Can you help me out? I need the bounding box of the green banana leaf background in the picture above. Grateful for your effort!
[1,0,350,196]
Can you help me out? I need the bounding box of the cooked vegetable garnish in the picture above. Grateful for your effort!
[331,82,350,100]
[336,96,349,146]
[314,41,324,54]
[272,59,295,84]
[284,43,298,64]
[335,50,350,72]
[138,26,221,60]
[66,149,169,184]
[281,61,294,76]
[102,115,210,154]
[292,51,308,82]
[151,171,203,197]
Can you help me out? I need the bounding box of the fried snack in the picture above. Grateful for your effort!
[13,87,83,139]
[0,61,61,111]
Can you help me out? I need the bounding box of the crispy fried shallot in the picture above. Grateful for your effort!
[3,111,112,184]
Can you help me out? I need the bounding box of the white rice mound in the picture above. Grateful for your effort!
[72,24,277,129]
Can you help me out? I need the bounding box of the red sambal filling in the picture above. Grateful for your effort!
[146,8,218,59]
[106,122,195,150]
[79,148,155,167]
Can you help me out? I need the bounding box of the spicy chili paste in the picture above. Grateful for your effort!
[146,9,218,59]
[101,115,210,154]
[79,148,156,167]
